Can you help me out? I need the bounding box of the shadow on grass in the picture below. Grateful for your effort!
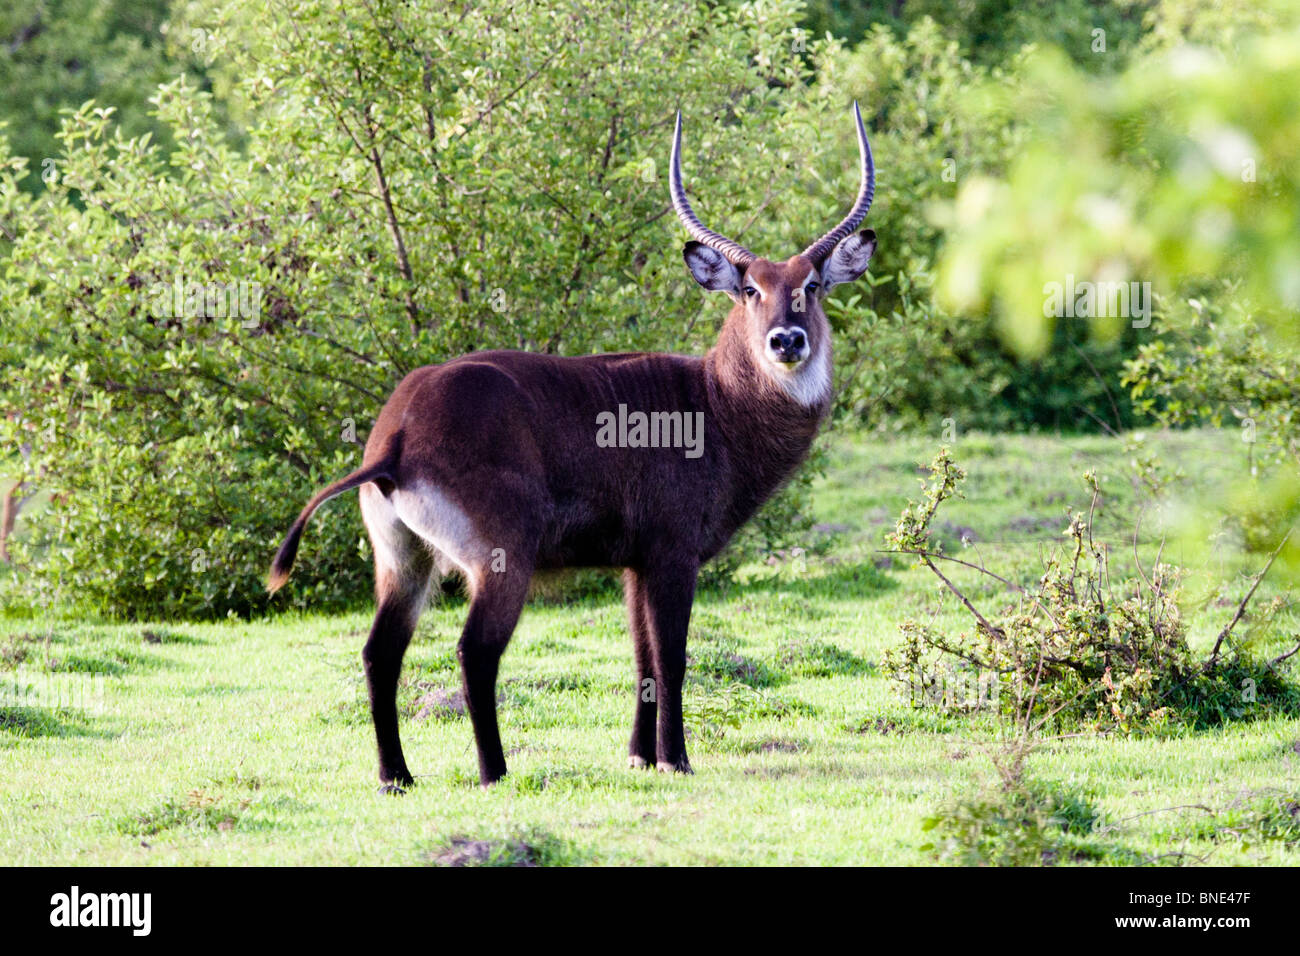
[139,628,207,646]
[0,706,117,739]
[4,626,193,678]
[724,560,897,602]
[43,650,175,677]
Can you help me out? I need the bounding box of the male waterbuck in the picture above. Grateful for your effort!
[269,104,878,790]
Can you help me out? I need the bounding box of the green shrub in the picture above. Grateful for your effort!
[921,778,1104,866]
[883,449,1300,732]
[0,0,844,618]
[826,21,1148,432]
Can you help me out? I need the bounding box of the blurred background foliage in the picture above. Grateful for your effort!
[0,0,1295,618]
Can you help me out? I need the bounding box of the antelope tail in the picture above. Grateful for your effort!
[267,460,392,594]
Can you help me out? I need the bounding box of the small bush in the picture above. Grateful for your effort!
[922,779,1104,867]
[683,683,763,743]
[884,449,1300,733]
[1180,791,1300,849]
[423,827,586,867]
[690,646,782,689]
[117,787,247,836]
[777,639,872,678]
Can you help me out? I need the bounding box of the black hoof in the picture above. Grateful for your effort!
[478,768,508,789]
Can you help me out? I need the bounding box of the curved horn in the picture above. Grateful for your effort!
[669,111,756,268]
[801,100,876,264]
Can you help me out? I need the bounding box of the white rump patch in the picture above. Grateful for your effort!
[360,485,415,575]
[389,482,490,585]
[358,484,434,621]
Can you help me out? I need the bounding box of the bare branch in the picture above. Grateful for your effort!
[1205,529,1292,670]
[920,554,1005,639]
[1268,636,1300,669]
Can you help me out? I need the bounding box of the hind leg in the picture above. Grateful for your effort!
[458,565,531,786]
[360,484,434,793]
[389,479,537,787]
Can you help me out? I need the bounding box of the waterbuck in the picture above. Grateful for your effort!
[268,104,878,790]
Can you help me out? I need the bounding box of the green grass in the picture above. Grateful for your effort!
[1,428,1298,865]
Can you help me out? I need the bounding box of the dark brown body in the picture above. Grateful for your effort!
[390,339,820,784]
[374,346,825,572]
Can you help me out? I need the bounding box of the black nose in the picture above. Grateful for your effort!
[768,330,807,362]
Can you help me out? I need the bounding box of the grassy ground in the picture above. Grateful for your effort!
[2,428,1298,865]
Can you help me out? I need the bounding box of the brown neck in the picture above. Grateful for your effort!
[703,314,830,533]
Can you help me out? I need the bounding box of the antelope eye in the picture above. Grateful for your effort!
[743,286,759,299]
[806,282,820,294]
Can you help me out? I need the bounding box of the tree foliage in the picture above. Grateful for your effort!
[2,0,1295,618]
[933,0,1300,573]
[0,0,223,197]
[1,0,849,617]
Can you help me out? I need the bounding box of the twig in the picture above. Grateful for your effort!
[918,554,1004,639]
[1072,342,1124,434]
[878,548,1024,593]
[1132,505,1152,592]
[367,143,420,335]
[1205,529,1291,670]
[1095,804,1215,836]
[1137,848,1214,866]
[1074,403,1119,438]
[882,547,1065,630]
[1268,637,1300,668]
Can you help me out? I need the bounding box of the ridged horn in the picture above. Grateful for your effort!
[669,111,756,268]
[801,100,875,264]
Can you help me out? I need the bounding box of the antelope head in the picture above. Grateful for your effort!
[670,103,877,406]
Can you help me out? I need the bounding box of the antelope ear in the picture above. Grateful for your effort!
[820,229,877,290]
[683,241,742,297]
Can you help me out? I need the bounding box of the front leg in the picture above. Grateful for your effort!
[623,569,657,768]
[641,558,699,774]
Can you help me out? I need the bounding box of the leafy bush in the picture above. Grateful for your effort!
[0,0,848,618]
[937,3,1300,353]
[0,0,225,198]
[921,778,1104,866]
[883,449,1300,732]
[825,21,1148,432]
[802,0,1149,71]
[930,0,1300,492]
[683,682,769,743]
[1125,290,1300,472]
